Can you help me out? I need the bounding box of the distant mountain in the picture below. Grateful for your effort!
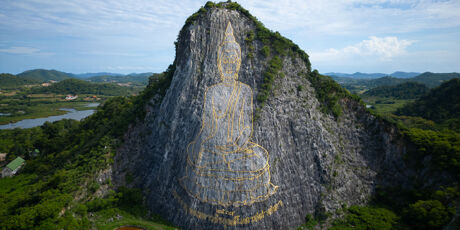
[333,72,459,94]
[30,78,131,96]
[324,71,421,79]
[390,71,420,78]
[16,69,72,82]
[362,82,429,99]
[73,72,124,79]
[87,72,153,84]
[0,73,40,89]
[324,72,387,79]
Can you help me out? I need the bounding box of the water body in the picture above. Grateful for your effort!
[0,108,95,130]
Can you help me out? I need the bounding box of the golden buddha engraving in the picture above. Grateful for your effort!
[179,22,278,207]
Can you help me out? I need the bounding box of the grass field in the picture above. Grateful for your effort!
[92,208,177,230]
[361,96,414,115]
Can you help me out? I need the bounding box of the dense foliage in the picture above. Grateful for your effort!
[307,70,360,117]
[396,78,460,125]
[329,206,399,230]
[363,82,429,99]
[0,67,174,229]
[30,78,131,96]
[0,73,40,89]
[403,128,460,177]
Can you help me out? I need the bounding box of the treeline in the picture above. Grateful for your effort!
[363,82,429,99]
[30,78,131,96]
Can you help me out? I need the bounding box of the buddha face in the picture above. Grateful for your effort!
[218,42,241,82]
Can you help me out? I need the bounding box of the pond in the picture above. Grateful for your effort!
[0,108,95,130]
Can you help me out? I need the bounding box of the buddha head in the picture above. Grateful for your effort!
[217,22,241,83]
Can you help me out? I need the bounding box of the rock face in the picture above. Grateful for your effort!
[113,5,410,230]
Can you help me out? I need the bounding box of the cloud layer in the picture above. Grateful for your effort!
[0,0,459,74]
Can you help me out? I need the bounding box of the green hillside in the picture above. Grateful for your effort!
[363,82,429,99]
[412,72,460,88]
[30,78,131,96]
[0,73,40,89]
[396,78,460,126]
[17,69,72,82]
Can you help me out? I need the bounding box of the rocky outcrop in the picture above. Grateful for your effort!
[113,4,410,229]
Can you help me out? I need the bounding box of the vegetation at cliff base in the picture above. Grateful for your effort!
[0,69,175,229]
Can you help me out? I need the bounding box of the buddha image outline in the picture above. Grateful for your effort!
[179,22,278,207]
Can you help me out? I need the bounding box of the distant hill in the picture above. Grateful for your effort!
[365,76,407,88]
[363,82,429,99]
[0,73,40,89]
[324,72,387,79]
[390,71,420,78]
[411,72,460,88]
[30,78,131,96]
[73,72,124,79]
[324,71,421,79]
[87,72,154,84]
[396,78,460,124]
[333,72,459,94]
[17,69,72,82]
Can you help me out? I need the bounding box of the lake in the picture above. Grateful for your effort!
[0,107,97,130]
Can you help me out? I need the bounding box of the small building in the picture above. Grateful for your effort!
[41,82,51,87]
[1,157,25,178]
[65,95,78,100]
[0,153,6,162]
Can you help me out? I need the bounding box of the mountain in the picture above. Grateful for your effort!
[363,82,429,99]
[325,71,421,79]
[411,72,460,88]
[334,72,459,94]
[0,73,40,89]
[396,78,460,124]
[111,3,413,229]
[324,72,387,79]
[1,2,457,230]
[73,72,124,78]
[390,71,420,78]
[30,78,131,96]
[16,69,72,82]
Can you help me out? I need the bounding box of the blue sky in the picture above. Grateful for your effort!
[1,0,460,74]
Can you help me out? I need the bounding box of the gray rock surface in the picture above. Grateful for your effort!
[112,6,410,230]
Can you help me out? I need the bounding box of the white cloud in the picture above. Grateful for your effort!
[311,36,414,61]
[0,46,39,54]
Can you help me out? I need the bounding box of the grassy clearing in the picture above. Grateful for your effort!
[362,97,414,115]
[92,208,176,230]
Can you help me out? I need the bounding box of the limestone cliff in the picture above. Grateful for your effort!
[113,3,410,229]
